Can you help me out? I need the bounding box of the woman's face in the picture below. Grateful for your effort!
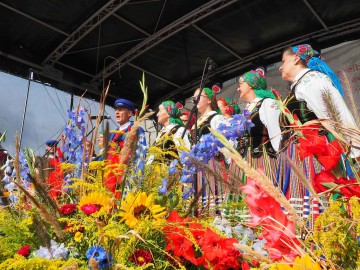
[237,77,253,101]
[97,134,104,147]
[279,51,297,81]
[193,88,210,115]
[157,104,169,125]
[217,100,227,116]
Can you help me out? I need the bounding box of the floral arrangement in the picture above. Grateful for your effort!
[0,76,359,270]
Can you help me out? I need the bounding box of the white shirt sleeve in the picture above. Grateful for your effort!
[173,126,191,150]
[295,71,360,157]
[259,99,282,152]
[210,114,227,130]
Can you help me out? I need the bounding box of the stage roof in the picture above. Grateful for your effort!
[0,0,360,109]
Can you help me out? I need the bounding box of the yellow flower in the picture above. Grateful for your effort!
[78,192,112,216]
[60,163,76,172]
[74,231,83,242]
[119,192,166,228]
[88,160,106,170]
[275,254,321,270]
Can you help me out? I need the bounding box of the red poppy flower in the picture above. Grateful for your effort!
[60,203,77,215]
[317,140,344,171]
[104,153,124,197]
[297,132,327,160]
[312,170,337,193]
[80,204,99,215]
[17,245,31,257]
[164,212,199,265]
[129,249,153,266]
[335,177,360,198]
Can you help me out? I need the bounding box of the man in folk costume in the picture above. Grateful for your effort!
[44,139,63,199]
[106,98,147,193]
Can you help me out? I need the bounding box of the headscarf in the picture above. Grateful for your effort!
[218,97,241,115]
[203,87,215,101]
[162,101,184,126]
[242,70,275,99]
[202,87,221,114]
[292,44,344,96]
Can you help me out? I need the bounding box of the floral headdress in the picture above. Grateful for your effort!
[292,44,320,65]
[202,87,221,114]
[218,97,241,115]
[202,87,216,101]
[242,70,275,99]
[162,101,184,126]
[292,44,343,96]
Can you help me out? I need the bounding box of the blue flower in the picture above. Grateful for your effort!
[86,245,113,269]
[159,178,168,195]
[182,187,195,200]
[168,159,178,175]
[180,170,194,183]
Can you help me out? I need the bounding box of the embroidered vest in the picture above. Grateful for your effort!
[238,99,276,158]
[279,71,319,149]
[110,123,133,154]
[280,70,318,126]
[154,125,180,161]
[190,113,217,145]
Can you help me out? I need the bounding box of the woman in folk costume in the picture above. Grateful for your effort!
[190,87,229,212]
[217,97,241,120]
[151,101,191,162]
[236,70,282,185]
[279,44,360,219]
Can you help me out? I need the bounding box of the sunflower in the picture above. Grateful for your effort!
[78,192,112,216]
[119,192,166,228]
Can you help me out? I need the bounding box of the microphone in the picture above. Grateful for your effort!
[208,58,217,71]
[90,115,111,120]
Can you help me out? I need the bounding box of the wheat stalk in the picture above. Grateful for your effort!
[210,128,301,224]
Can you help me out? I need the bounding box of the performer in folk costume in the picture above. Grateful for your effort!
[236,70,282,185]
[217,97,241,120]
[180,111,195,131]
[106,98,147,193]
[44,139,63,199]
[150,101,190,163]
[279,44,360,220]
[190,87,229,212]
[92,131,104,161]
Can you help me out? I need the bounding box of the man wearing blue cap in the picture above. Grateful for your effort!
[45,139,62,160]
[106,98,147,193]
[109,98,146,155]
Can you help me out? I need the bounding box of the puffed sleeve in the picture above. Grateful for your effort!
[259,99,281,152]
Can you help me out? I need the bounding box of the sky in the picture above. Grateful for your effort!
[0,71,117,157]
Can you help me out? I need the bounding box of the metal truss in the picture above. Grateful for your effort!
[154,18,360,106]
[0,2,69,36]
[91,0,239,83]
[127,63,180,88]
[191,24,243,60]
[302,0,328,31]
[42,0,130,66]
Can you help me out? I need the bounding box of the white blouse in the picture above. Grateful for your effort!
[292,68,360,157]
[245,98,282,152]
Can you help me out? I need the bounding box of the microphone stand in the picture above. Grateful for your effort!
[181,57,214,141]
[181,57,215,216]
